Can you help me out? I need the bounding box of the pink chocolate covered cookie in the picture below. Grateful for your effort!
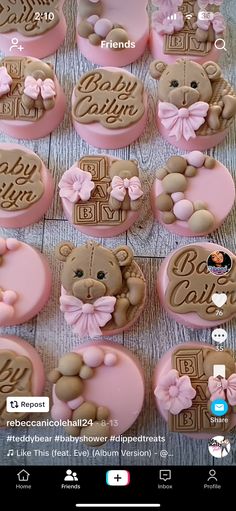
[0,57,66,139]
[152,152,235,236]
[154,343,236,438]
[56,241,146,339]
[157,242,236,329]
[0,335,45,427]
[49,343,145,446]
[0,144,54,229]
[59,155,144,237]
[0,237,52,326]
[77,0,149,66]
[72,67,148,149]
[150,59,236,151]
[150,0,225,64]
[0,1,66,59]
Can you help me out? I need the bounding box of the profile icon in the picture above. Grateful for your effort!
[207,251,232,276]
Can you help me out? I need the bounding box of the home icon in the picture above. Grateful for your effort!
[17,469,30,482]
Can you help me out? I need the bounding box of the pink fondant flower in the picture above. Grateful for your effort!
[0,66,12,97]
[153,10,184,34]
[154,369,196,414]
[197,12,225,34]
[59,167,95,204]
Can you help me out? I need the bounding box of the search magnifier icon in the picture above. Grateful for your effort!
[214,38,227,52]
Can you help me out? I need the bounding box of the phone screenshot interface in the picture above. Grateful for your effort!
[0,0,235,508]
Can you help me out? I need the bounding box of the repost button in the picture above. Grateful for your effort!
[6,396,49,413]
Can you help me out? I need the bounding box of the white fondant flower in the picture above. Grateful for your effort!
[59,167,95,203]
[153,11,184,34]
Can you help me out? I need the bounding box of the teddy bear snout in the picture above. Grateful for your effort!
[72,278,106,301]
[169,87,200,108]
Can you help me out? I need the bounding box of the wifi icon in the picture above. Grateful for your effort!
[186,13,193,20]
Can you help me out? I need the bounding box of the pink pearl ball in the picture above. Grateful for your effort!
[187,151,205,168]
[104,353,118,367]
[94,18,113,38]
[171,192,185,203]
[51,403,72,421]
[87,15,99,26]
[83,347,104,367]
[68,396,84,410]
[173,199,194,221]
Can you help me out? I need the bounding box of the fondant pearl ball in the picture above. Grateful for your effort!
[188,210,215,233]
[73,402,97,422]
[187,151,205,168]
[162,173,187,194]
[205,156,215,169]
[55,376,84,402]
[106,28,129,49]
[194,201,207,211]
[156,168,168,180]
[89,33,102,45]
[87,15,100,25]
[156,193,173,212]
[95,18,113,38]
[104,353,117,366]
[162,212,176,224]
[6,238,20,250]
[185,165,197,177]
[51,403,72,421]
[78,21,94,38]
[0,239,6,255]
[58,353,83,376]
[83,347,104,367]
[171,192,185,203]
[68,395,84,410]
[167,156,187,174]
[173,200,194,221]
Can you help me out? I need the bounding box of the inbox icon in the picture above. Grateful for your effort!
[211,399,228,417]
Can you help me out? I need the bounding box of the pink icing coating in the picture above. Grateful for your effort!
[153,342,236,439]
[52,342,145,437]
[0,239,52,326]
[77,0,149,67]
[0,76,66,140]
[186,151,205,167]
[149,29,221,64]
[67,396,85,410]
[0,1,66,59]
[0,335,45,416]
[152,157,235,236]
[173,199,194,221]
[0,144,54,229]
[83,347,105,368]
[157,242,236,328]
[60,156,141,238]
[72,67,148,149]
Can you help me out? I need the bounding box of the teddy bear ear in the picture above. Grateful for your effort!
[202,61,221,81]
[55,242,75,262]
[150,60,168,80]
[113,246,133,267]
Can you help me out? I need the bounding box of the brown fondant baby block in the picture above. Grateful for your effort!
[150,59,236,150]
[154,344,236,437]
[56,241,146,339]
[59,156,143,237]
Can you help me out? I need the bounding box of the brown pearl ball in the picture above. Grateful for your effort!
[162,173,187,194]
[162,212,176,224]
[188,210,215,233]
[156,167,168,180]
[167,156,187,174]
[89,33,102,46]
[185,165,197,177]
[73,402,97,422]
[156,193,173,212]
[55,376,84,402]
[64,425,81,437]
[78,21,94,38]
[205,156,215,169]
[58,353,83,376]
[97,406,110,420]
[81,421,110,447]
[106,28,129,50]
[78,0,103,19]
[79,365,94,379]
[48,369,61,384]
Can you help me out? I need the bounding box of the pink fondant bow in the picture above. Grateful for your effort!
[158,101,209,141]
[208,375,236,406]
[60,295,116,338]
[110,176,143,202]
[197,12,226,34]
[23,76,56,100]
[0,66,12,97]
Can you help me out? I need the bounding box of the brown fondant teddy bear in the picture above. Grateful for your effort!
[22,58,56,112]
[56,241,145,328]
[108,160,143,212]
[203,348,236,414]
[48,352,111,446]
[150,59,236,131]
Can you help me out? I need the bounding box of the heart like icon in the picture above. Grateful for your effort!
[212,293,227,308]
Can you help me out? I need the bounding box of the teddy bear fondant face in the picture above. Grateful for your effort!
[23,58,54,81]
[109,160,139,180]
[56,241,133,302]
[151,60,221,108]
